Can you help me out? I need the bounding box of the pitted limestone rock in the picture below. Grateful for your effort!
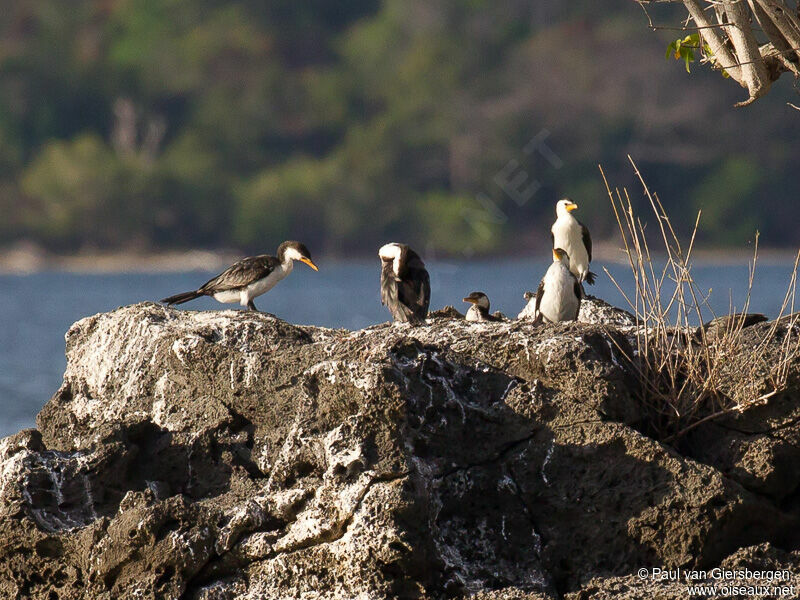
[1,303,799,599]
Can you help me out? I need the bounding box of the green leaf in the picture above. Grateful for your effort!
[667,35,702,73]
[666,40,677,59]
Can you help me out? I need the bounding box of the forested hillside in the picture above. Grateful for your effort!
[1,0,798,255]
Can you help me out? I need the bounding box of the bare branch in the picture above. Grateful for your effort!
[635,0,800,105]
[681,0,744,82]
[720,0,772,103]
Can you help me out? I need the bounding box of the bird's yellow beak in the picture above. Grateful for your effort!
[552,249,560,261]
[301,258,319,271]
[566,202,578,212]
[463,297,478,304]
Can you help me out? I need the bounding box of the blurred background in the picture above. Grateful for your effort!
[0,0,799,260]
[2,0,800,435]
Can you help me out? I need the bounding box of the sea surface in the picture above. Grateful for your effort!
[1,258,797,438]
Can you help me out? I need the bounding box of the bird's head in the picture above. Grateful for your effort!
[553,247,570,265]
[463,291,490,310]
[556,198,579,217]
[378,242,405,276]
[279,241,318,271]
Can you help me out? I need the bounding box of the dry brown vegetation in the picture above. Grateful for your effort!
[601,158,800,441]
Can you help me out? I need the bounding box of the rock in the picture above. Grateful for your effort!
[578,295,637,327]
[517,294,637,328]
[683,319,800,502]
[567,543,800,599]
[0,302,799,599]
[692,312,768,343]
[429,305,464,319]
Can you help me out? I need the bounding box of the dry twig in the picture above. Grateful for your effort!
[600,159,800,441]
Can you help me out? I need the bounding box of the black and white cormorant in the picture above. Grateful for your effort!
[533,248,582,324]
[463,291,499,322]
[379,243,430,324]
[161,241,318,311]
[551,199,595,285]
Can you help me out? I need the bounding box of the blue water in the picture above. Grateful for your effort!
[0,259,797,438]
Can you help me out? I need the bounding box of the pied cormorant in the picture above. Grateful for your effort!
[379,243,430,324]
[463,291,499,322]
[161,241,318,311]
[533,248,582,324]
[551,199,595,285]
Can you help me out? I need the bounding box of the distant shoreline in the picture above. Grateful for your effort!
[0,243,797,274]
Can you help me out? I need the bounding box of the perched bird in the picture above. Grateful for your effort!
[533,248,582,324]
[379,243,430,324]
[161,241,318,311]
[463,291,499,322]
[551,199,595,285]
[517,291,537,320]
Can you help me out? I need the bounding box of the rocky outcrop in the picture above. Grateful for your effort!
[1,301,799,599]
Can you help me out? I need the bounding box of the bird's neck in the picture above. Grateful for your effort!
[281,256,294,272]
[552,260,570,274]
[556,212,576,224]
[468,305,489,318]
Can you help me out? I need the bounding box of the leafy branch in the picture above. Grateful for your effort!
[666,33,729,77]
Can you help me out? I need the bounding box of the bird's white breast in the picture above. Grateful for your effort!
[466,305,482,322]
[246,263,291,298]
[539,262,580,323]
[212,262,291,306]
[551,215,589,280]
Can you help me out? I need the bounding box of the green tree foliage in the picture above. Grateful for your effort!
[21,135,125,247]
[1,0,799,254]
[690,157,761,245]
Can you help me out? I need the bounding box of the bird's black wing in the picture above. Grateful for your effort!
[417,267,431,318]
[200,255,279,293]
[579,220,597,285]
[397,250,430,322]
[580,221,592,262]
[572,279,583,320]
[381,261,413,322]
[380,262,399,308]
[397,265,430,323]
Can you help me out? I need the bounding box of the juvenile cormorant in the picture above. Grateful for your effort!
[463,291,499,322]
[533,248,582,324]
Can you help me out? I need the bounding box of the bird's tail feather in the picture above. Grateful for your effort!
[584,271,597,285]
[161,290,202,305]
